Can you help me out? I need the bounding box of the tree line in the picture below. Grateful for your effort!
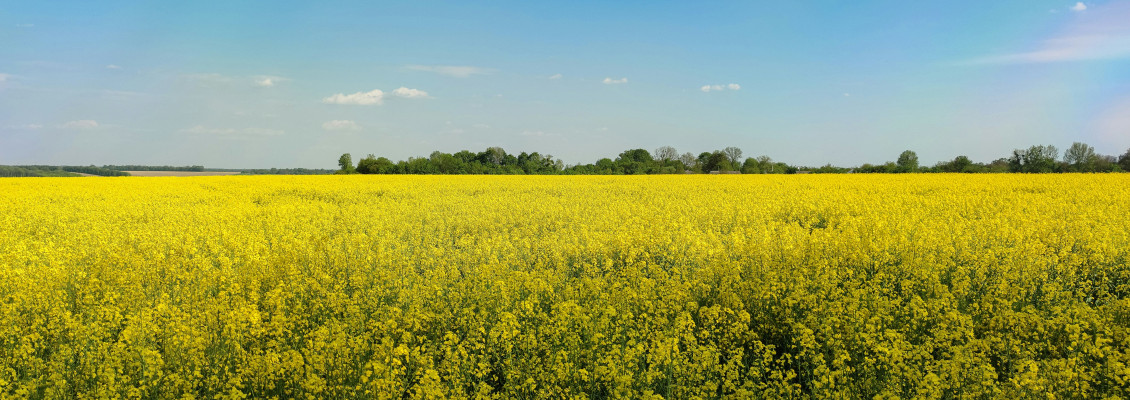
[336,146,797,175]
[0,166,79,177]
[103,165,204,172]
[337,142,1130,175]
[0,165,132,177]
[238,168,336,175]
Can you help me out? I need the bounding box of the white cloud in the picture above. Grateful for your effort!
[1072,2,1087,11]
[181,126,284,136]
[548,73,563,80]
[324,87,428,104]
[323,89,384,105]
[963,2,1130,64]
[405,65,492,78]
[106,64,122,70]
[843,93,851,97]
[0,73,9,82]
[472,123,490,129]
[322,120,360,131]
[59,120,99,129]
[603,77,628,84]
[9,124,43,130]
[392,87,430,98]
[701,83,741,92]
[254,75,288,87]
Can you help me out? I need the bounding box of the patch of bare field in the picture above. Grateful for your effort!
[124,171,243,177]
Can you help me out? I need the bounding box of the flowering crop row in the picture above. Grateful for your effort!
[0,175,1127,398]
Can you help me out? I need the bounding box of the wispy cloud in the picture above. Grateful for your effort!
[255,78,275,87]
[59,120,100,129]
[0,73,10,83]
[184,73,290,88]
[181,126,284,136]
[322,120,360,131]
[962,2,1130,64]
[106,64,122,70]
[1072,2,1088,11]
[391,87,430,98]
[9,124,43,130]
[324,87,430,105]
[603,77,628,84]
[405,65,492,78]
[701,83,741,92]
[323,89,384,105]
[548,73,563,80]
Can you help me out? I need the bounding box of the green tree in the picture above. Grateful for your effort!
[654,146,678,163]
[724,146,743,171]
[337,153,356,174]
[896,150,919,173]
[741,157,761,174]
[757,156,774,173]
[484,147,507,166]
[1120,148,1130,171]
[697,152,712,172]
[701,151,732,172]
[939,155,974,173]
[1064,142,1098,172]
[594,158,617,174]
[430,151,466,174]
[1010,145,1058,173]
[356,154,378,174]
[679,152,697,172]
[615,149,655,174]
[371,157,398,174]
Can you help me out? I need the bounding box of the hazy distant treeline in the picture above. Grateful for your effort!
[0,164,337,177]
[336,142,1130,175]
[0,166,78,177]
[0,165,130,177]
[104,165,204,172]
[238,168,336,175]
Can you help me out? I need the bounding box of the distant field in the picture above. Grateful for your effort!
[123,170,242,177]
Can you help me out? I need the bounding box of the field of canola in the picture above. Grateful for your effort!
[1,175,1129,399]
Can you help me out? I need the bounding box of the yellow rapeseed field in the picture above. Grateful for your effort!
[1,175,1128,399]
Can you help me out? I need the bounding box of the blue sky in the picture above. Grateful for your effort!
[2,0,1129,168]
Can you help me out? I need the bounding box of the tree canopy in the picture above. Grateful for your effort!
[329,144,1129,175]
